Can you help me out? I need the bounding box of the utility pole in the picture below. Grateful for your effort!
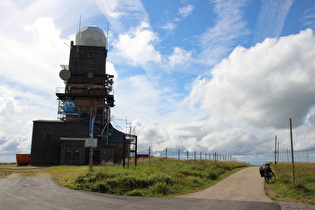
[289,118,295,185]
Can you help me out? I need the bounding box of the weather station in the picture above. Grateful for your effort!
[31,26,137,166]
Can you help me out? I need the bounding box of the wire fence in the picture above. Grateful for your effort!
[137,147,234,162]
[280,150,315,163]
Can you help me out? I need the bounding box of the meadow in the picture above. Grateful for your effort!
[0,158,248,197]
[1,159,314,204]
[67,158,248,197]
[265,162,315,205]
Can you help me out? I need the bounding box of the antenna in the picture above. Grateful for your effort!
[106,21,109,50]
[77,15,82,52]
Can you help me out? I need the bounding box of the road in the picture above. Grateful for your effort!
[0,167,280,210]
[178,167,271,202]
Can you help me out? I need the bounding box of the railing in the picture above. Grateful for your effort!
[56,87,65,94]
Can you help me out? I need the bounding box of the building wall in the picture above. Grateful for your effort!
[30,120,89,165]
[60,139,86,165]
[30,120,129,165]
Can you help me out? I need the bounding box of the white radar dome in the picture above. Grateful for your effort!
[76,26,107,48]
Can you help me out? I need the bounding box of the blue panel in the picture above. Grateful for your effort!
[63,100,76,113]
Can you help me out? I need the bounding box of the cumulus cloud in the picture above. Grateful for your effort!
[168,47,192,68]
[198,29,315,129]
[135,29,315,160]
[0,1,81,161]
[114,22,161,66]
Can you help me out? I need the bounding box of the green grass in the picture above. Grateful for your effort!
[0,159,248,197]
[67,158,248,197]
[265,162,315,205]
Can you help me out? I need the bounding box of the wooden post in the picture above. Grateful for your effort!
[289,118,295,185]
[165,148,168,159]
[186,150,189,160]
[89,146,93,172]
[178,149,180,160]
[274,135,277,169]
[214,152,217,163]
[277,141,280,163]
[148,146,151,166]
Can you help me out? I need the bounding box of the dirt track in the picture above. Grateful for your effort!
[178,167,272,202]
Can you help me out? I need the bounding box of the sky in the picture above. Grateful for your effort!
[1,0,315,164]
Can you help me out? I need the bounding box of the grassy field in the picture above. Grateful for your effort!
[69,159,248,197]
[0,159,248,197]
[265,162,315,205]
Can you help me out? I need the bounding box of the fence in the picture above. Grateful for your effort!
[137,147,234,162]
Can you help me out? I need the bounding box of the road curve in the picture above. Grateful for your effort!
[0,168,280,210]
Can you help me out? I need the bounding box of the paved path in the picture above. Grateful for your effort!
[0,167,280,210]
[178,167,271,202]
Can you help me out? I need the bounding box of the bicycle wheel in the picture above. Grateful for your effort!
[270,172,276,182]
[264,176,270,183]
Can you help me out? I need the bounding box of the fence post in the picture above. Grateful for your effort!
[194,151,196,160]
[214,152,217,163]
[148,146,151,166]
[165,148,168,159]
[186,150,189,160]
[178,149,180,160]
[289,118,295,185]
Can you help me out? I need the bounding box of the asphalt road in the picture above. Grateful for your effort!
[178,167,271,202]
[0,168,280,210]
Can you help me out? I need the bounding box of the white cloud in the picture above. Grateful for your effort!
[114,22,161,66]
[198,29,315,129]
[198,0,249,66]
[178,4,194,19]
[133,29,315,162]
[301,6,315,31]
[161,22,177,31]
[253,0,294,43]
[96,0,148,34]
[168,47,192,68]
[0,1,83,160]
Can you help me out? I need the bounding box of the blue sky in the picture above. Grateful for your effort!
[1,0,315,164]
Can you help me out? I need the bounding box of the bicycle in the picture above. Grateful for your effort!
[259,162,276,183]
[264,170,276,183]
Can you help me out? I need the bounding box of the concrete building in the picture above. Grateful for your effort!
[31,26,137,165]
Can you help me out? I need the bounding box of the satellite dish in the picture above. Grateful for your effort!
[59,69,71,80]
[87,72,94,79]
